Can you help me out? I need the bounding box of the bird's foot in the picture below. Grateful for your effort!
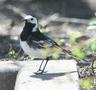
[34,69,43,75]
[34,69,47,75]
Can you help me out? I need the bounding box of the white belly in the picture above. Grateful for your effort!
[20,40,45,58]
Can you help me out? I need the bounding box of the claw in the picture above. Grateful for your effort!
[34,70,44,75]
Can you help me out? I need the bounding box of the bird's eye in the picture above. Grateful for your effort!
[31,18,33,20]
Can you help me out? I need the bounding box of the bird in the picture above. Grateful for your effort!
[20,15,69,74]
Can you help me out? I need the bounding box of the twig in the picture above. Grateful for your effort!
[91,58,95,76]
[15,48,22,60]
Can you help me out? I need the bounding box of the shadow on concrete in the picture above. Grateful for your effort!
[30,71,77,80]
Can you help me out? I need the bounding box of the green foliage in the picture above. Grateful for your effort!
[80,79,93,90]
[70,31,82,44]
[38,24,47,30]
[55,39,65,46]
[71,46,86,59]
[87,17,96,30]
[89,18,96,25]
[85,17,96,58]
[89,40,96,52]
[8,47,16,60]
[52,53,60,59]
[69,31,87,60]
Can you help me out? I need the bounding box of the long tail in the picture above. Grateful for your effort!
[59,46,89,63]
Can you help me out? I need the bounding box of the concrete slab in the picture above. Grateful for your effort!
[0,61,20,90]
[14,60,79,90]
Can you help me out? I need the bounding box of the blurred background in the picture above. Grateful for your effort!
[0,0,96,59]
[0,1,96,90]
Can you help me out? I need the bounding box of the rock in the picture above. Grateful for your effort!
[14,60,79,90]
[0,61,20,90]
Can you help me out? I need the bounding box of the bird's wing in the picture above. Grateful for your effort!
[26,35,58,49]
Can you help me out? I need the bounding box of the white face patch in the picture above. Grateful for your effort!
[24,15,38,32]
[24,15,38,24]
[24,15,33,20]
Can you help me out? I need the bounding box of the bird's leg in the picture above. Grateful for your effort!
[37,59,45,72]
[35,57,49,74]
[40,57,49,74]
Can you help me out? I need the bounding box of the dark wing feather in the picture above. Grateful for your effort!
[26,33,58,49]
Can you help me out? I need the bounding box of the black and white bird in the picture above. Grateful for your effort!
[20,15,68,74]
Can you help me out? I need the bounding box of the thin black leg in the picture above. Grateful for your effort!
[37,59,45,71]
[34,57,49,74]
[41,58,49,74]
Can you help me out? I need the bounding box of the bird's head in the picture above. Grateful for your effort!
[23,15,38,26]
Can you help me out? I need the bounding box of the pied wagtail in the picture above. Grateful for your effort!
[20,15,69,74]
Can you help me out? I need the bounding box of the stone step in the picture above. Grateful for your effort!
[14,60,79,90]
